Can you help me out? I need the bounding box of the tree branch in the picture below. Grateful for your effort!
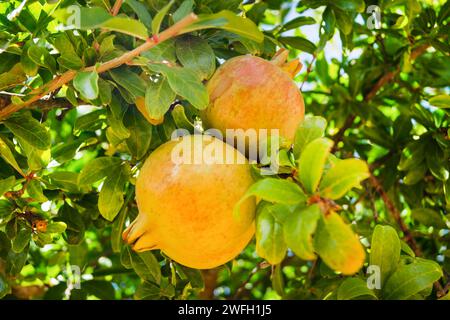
[111,0,124,16]
[369,174,421,255]
[331,44,430,151]
[0,13,198,121]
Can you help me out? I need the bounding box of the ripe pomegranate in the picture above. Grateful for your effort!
[201,51,305,151]
[123,135,256,269]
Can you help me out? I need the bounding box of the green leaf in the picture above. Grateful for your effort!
[0,63,26,91]
[16,136,51,171]
[124,107,153,160]
[256,204,288,264]
[27,180,47,202]
[73,71,99,100]
[79,157,122,186]
[102,17,149,40]
[0,176,15,196]
[337,278,377,300]
[83,280,115,300]
[181,10,264,43]
[53,33,84,70]
[12,223,31,253]
[98,165,130,221]
[124,0,152,28]
[149,63,209,110]
[0,137,24,176]
[57,204,85,245]
[319,159,369,200]
[332,0,365,13]
[74,109,106,133]
[281,16,316,32]
[429,94,450,108]
[46,221,67,234]
[4,112,51,150]
[128,248,161,284]
[284,204,321,260]
[272,264,284,297]
[6,246,28,275]
[27,45,56,71]
[235,178,306,217]
[411,208,446,229]
[313,212,365,275]
[175,35,216,80]
[78,7,148,39]
[145,77,176,120]
[370,225,401,286]
[46,172,80,193]
[152,0,175,35]
[279,37,317,54]
[109,68,147,99]
[173,0,194,23]
[298,138,333,194]
[383,259,443,299]
[334,9,353,35]
[293,116,327,158]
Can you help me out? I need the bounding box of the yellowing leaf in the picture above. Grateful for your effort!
[313,212,365,275]
[319,158,369,200]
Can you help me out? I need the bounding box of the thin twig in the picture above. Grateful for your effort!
[300,54,316,90]
[111,0,124,16]
[331,44,429,151]
[0,13,198,121]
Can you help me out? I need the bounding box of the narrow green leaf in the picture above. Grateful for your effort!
[98,165,130,221]
[0,137,24,176]
[319,159,369,200]
[173,0,194,23]
[370,225,401,286]
[180,10,264,43]
[284,204,321,260]
[429,94,450,108]
[124,107,153,160]
[279,37,317,54]
[102,17,149,40]
[298,138,333,194]
[152,0,175,35]
[46,171,80,193]
[281,16,316,31]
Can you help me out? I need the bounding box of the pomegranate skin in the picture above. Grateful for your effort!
[201,55,305,146]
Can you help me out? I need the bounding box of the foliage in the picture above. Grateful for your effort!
[0,0,449,300]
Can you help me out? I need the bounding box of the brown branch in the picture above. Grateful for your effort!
[369,174,421,255]
[233,261,270,299]
[0,13,198,121]
[111,0,124,16]
[331,44,430,151]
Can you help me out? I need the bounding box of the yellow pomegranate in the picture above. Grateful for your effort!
[201,51,305,151]
[122,134,256,269]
